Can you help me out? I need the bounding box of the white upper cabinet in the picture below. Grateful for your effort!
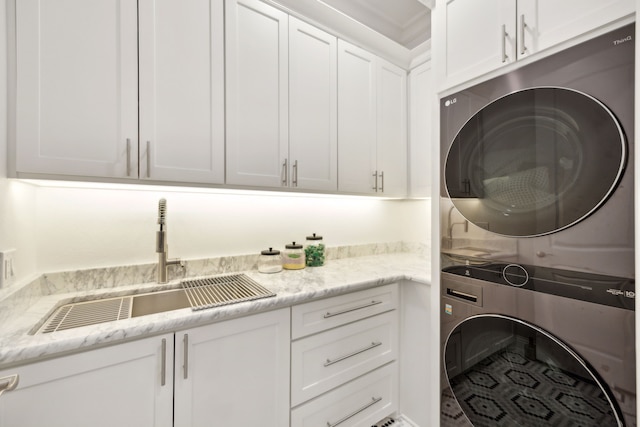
[15,0,225,185]
[338,41,407,196]
[437,0,634,89]
[517,0,634,56]
[408,60,433,198]
[226,2,338,191]
[138,0,225,184]
[377,59,408,197]
[15,0,138,178]
[337,40,377,195]
[439,0,515,89]
[289,17,338,191]
[225,0,289,188]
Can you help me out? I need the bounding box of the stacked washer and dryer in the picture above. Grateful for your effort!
[439,24,636,426]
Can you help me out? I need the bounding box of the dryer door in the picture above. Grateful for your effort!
[443,315,623,426]
[444,87,626,237]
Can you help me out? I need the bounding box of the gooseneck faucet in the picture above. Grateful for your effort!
[156,198,184,284]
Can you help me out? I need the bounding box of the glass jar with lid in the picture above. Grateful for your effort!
[258,248,282,273]
[283,242,305,270]
[305,233,325,267]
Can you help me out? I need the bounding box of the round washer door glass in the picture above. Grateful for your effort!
[444,315,622,426]
[444,87,626,237]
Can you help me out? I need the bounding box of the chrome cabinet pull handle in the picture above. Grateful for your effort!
[372,171,378,191]
[292,160,298,187]
[146,141,151,178]
[161,338,167,386]
[282,159,288,185]
[326,396,382,427]
[183,334,189,379]
[126,139,132,176]
[520,14,527,55]
[501,24,509,63]
[379,171,384,193]
[0,374,19,398]
[324,341,382,367]
[324,300,382,318]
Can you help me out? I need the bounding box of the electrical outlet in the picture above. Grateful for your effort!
[0,249,16,288]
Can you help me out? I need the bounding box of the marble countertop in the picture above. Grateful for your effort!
[0,253,430,369]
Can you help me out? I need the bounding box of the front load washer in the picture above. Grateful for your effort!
[441,265,635,426]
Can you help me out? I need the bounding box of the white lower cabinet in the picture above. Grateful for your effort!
[291,362,398,427]
[0,287,402,427]
[291,310,398,406]
[0,334,174,427]
[0,309,290,427]
[291,284,400,426]
[174,308,290,427]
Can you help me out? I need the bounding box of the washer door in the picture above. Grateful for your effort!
[444,87,626,237]
[443,315,623,426]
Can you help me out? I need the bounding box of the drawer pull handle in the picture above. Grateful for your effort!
[0,374,19,398]
[161,338,167,386]
[282,159,288,185]
[183,333,189,379]
[324,300,382,318]
[446,288,478,303]
[126,138,132,177]
[501,24,509,63]
[324,341,382,367]
[326,396,382,427]
[146,141,151,178]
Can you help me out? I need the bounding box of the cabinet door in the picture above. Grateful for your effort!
[15,0,138,179]
[517,0,634,58]
[289,17,338,191]
[438,0,516,89]
[377,59,407,197]
[226,0,289,187]
[0,335,174,427]
[174,309,290,427]
[337,40,377,194]
[408,60,432,198]
[139,0,224,184]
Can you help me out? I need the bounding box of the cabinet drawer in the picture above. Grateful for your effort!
[292,283,398,339]
[291,310,398,406]
[291,362,398,427]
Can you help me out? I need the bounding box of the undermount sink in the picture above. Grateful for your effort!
[131,288,191,318]
[36,274,276,334]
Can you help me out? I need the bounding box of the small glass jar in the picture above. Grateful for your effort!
[258,248,282,273]
[283,242,305,270]
[305,233,325,267]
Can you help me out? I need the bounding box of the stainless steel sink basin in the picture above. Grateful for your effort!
[36,274,276,334]
[131,288,191,317]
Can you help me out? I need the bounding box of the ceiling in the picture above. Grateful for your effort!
[319,0,431,49]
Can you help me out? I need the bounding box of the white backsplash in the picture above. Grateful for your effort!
[0,241,430,328]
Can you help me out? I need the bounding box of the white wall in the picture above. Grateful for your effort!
[33,184,430,274]
[0,0,38,286]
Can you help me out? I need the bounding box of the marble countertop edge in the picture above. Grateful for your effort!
[0,253,430,369]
